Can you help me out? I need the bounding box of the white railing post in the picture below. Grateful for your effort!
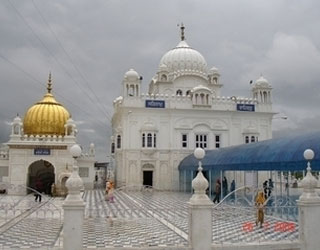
[63,145,85,250]
[298,149,320,250]
[188,148,213,250]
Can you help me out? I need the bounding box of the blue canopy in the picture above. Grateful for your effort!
[179,131,320,171]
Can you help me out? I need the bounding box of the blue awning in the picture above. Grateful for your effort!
[178,131,320,171]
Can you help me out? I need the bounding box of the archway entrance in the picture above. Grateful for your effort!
[28,160,55,195]
[143,171,153,187]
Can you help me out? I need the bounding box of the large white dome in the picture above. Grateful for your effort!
[159,40,208,75]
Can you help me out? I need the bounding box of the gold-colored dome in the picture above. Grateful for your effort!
[23,74,70,136]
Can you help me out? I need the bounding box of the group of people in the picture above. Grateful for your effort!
[213,177,236,203]
[105,181,114,202]
[211,177,269,228]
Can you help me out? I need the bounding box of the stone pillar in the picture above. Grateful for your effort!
[188,148,213,250]
[297,149,320,250]
[63,145,85,250]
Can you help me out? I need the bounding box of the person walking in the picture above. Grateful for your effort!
[255,191,266,228]
[230,180,235,200]
[108,181,115,203]
[222,176,228,197]
[263,180,268,199]
[34,179,43,202]
[268,178,274,197]
[213,179,221,203]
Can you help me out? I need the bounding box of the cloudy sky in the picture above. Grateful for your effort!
[1,0,319,161]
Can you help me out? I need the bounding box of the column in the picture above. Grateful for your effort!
[188,148,213,250]
[63,145,85,250]
[298,149,320,250]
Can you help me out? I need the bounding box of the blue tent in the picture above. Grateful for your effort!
[179,131,320,171]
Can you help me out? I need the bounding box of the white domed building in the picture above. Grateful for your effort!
[0,74,96,195]
[111,26,274,190]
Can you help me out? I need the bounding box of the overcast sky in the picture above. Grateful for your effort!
[1,0,320,161]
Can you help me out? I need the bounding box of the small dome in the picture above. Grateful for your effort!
[159,63,168,72]
[124,69,140,81]
[159,40,207,75]
[209,67,219,75]
[192,85,212,93]
[23,75,70,136]
[13,115,22,123]
[255,76,269,86]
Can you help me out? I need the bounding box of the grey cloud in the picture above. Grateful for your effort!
[1,0,320,160]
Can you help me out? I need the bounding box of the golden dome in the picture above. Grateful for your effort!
[23,74,70,136]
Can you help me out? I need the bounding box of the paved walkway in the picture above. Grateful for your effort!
[0,189,299,249]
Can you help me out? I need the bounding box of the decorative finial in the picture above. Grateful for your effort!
[47,72,52,93]
[178,23,185,41]
[299,149,320,201]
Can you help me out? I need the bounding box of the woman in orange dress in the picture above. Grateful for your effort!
[255,191,266,228]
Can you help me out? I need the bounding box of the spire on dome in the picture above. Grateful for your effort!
[178,23,185,41]
[47,72,52,93]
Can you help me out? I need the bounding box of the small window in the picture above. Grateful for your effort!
[142,133,145,147]
[182,134,188,148]
[111,142,115,154]
[195,134,207,149]
[245,136,249,144]
[117,135,121,149]
[161,74,167,81]
[176,89,182,96]
[142,132,157,148]
[215,135,220,148]
[251,136,255,143]
[186,90,191,96]
[147,133,152,147]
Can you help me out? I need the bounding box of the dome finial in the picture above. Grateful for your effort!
[178,22,185,41]
[47,72,52,93]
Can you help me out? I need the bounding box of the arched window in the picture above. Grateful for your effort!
[142,133,145,147]
[251,136,255,143]
[186,90,191,96]
[161,74,167,81]
[213,77,217,84]
[263,91,267,103]
[117,135,121,149]
[153,133,157,147]
[176,89,182,96]
[13,125,19,135]
[111,142,115,154]
[200,93,205,104]
[147,133,152,147]
[245,136,249,144]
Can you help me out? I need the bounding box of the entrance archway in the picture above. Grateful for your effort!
[27,160,55,195]
[143,171,153,187]
[142,163,154,187]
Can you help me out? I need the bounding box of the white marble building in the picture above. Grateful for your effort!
[111,26,275,190]
[0,74,95,195]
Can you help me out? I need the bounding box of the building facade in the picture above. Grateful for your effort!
[0,74,95,195]
[111,26,275,190]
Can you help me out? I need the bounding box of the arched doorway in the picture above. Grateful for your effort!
[142,163,154,187]
[27,160,55,195]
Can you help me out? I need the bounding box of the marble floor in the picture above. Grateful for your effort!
[0,189,299,249]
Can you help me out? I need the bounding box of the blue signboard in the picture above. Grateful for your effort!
[34,148,51,155]
[237,104,255,112]
[145,100,165,108]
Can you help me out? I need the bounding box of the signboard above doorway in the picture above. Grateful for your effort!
[237,104,255,112]
[34,148,51,155]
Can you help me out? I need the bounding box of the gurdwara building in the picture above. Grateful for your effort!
[0,74,95,195]
[111,27,274,190]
